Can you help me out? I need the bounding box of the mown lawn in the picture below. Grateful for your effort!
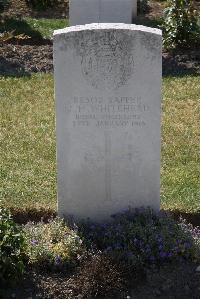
[25,17,68,39]
[0,17,68,39]
[161,76,200,212]
[0,74,199,213]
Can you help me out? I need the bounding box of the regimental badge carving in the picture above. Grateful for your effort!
[58,30,135,90]
[80,31,135,90]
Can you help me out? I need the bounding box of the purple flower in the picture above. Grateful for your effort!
[160,251,167,258]
[100,223,107,229]
[157,237,163,243]
[138,207,145,214]
[184,242,192,249]
[168,252,173,258]
[30,239,38,246]
[173,246,179,252]
[126,251,134,259]
[149,256,155,262]
[139,240,144,247]
[145,247,151,253]
[105,232,110,237]
[114,243,122,250]
[105,246,112,252]
[55,255,62,265]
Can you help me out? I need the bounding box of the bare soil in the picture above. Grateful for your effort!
[2,0,200,19]
[1,42,200,77]
[2,0,69,19]
[1,0,200,76]
[1,261,200,299]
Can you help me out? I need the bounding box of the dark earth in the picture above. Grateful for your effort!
[0,1,200,298]
[1,43,200,77]
[0,0,200,76]
[2,261,200,299]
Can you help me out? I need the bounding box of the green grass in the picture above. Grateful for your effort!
[25,18,68,39]
[0,17,68,39]
[161,76,200,212]
[0,74,56,210]
[0,74,199,213]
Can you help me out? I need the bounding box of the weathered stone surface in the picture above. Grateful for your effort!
[53,23,162,221]
[69,0,137,26]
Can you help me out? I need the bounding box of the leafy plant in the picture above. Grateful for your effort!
[162,0,200,48]
[0,205,25,286]
[23,217,84,269]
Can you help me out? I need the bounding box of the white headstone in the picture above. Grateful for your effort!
[69,0,137,26]
[53,23,162,222]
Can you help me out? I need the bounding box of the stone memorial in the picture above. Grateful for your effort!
[69,0,137,26]
[53,23,162,221]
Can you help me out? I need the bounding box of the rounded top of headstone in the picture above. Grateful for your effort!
[53,23,162,37]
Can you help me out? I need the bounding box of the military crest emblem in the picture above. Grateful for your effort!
[80,31,134,90]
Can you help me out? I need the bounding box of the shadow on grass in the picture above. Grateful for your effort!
[10,207,200,227]
[0,17,42,37]
[0,17,51,45]
[162,48,200,77]
[162,59,200,77]
[10,207,56,224]
[169,210,200,227]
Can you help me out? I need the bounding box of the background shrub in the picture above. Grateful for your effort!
[0,205,25,286]
[26,0,58,10]
[0,0,10,12]
[162,0,200,49]
[137,0,149,14]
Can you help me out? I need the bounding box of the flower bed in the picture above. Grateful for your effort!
[1,206,199,298]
